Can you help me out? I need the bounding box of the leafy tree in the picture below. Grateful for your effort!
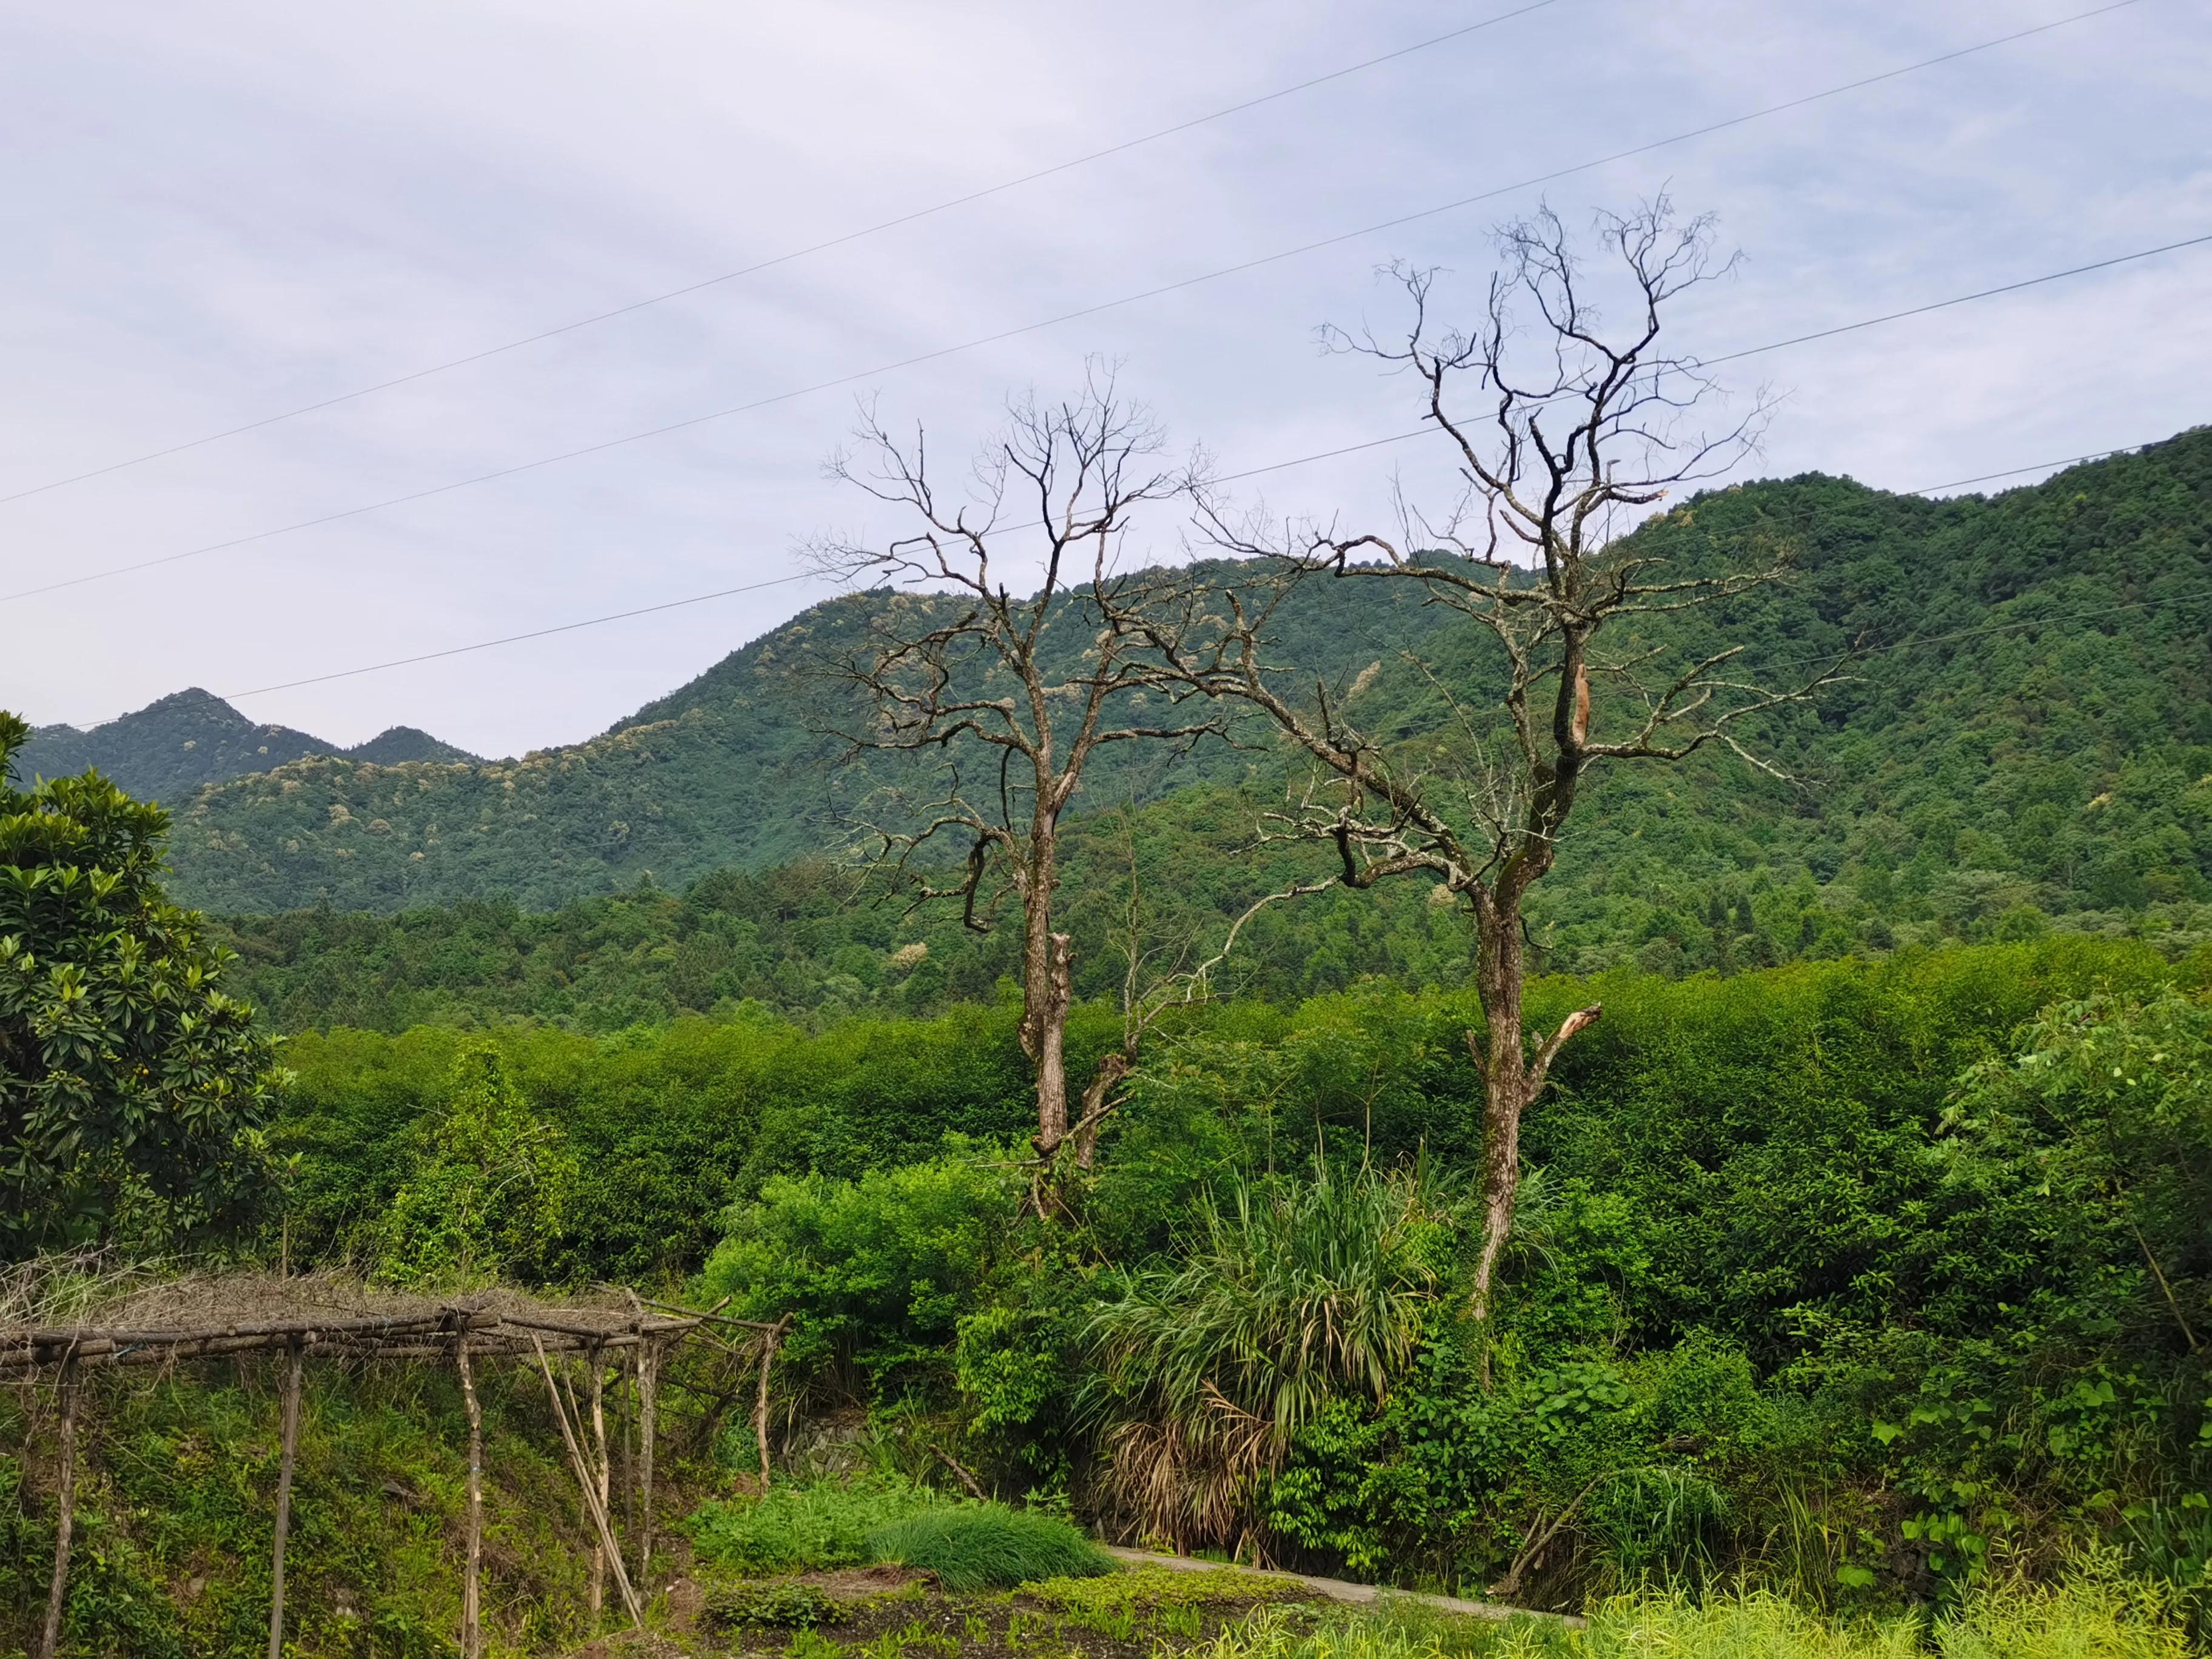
[1944,988,2212,1356]
[370,1044,578,1284]
[0,710,280,1255]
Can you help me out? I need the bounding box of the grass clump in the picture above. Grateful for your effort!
[689,1476,947,1574]
[866,1503,1116,1590]
[703,1580,841,1630]
[1028,1566,1304,1613]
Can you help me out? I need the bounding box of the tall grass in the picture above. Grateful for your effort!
[865,1504,1115,1590]
[1088,1161,1449,1552]
[688,1476,946,1574]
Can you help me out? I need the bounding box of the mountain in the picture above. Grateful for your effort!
[152,573,1456,913]
[18,691,481,804]
[67,432,2212,980]
[344,726,481,766]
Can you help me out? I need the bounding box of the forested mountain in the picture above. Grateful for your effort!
[21,688,479,802]
[195,429,2212,1031]
[164,569,1458,913]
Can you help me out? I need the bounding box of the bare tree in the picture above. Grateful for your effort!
[1138,201,1837,1328]
[808,370,1225,1179]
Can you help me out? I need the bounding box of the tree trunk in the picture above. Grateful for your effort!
[1464,891,1600,1350]
[1016,821,1074,1162]
[1466,900,1529,1330]
[1073,1050,1130,1170]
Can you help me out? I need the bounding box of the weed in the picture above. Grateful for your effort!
[692,1476,948,1574]
[868,1504,1116,1591]
[706,1580,843,1630]
[1028,1566,1301,1614]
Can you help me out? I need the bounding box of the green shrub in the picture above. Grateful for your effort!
[689,1478,946,1574]
[865,1503,1114,1590]
[702,1580,841,1629]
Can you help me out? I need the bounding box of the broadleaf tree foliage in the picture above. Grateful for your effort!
[0,709,280,1255]
[1139,201,1839,1328]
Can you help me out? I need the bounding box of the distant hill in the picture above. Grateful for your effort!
[17,692,481,804]
[152,574,1454,913]
[344,726,480,766]
[32,431,2212,990]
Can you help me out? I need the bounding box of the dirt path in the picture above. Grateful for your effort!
[1101,1548,1586,1631]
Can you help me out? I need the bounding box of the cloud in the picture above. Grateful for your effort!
[2,0,2203,755]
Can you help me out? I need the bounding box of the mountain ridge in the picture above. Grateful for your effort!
[19,689,481,804]
[20,430,2211,948]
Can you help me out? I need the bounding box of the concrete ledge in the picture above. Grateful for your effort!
[1101,1546,1587,1629]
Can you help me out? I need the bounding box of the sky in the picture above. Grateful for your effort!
[2,0,2207,759]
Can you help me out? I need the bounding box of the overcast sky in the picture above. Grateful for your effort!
[3,0,2206,758]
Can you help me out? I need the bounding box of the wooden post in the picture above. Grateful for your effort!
[620,1348,638,1556]
[37,1353,81,1659]
[531,1338,642,1630]
[753,1317,789,1488]
[268,1339,306,1659]
[456,1335,484,1659]
[635,1339,657,1590]
[586,1350,608,1622]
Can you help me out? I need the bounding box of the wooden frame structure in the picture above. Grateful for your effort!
[0,1282,745,1659]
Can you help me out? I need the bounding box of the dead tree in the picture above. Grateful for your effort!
[1143,201,1837,1330]
[808,369,1223,1178]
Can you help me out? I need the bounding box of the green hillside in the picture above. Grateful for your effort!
[164,574,1455,913]
[22,689,479,802]
[193,430,2212,1029]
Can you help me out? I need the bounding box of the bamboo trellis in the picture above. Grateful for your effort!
[1,1281,739,1659]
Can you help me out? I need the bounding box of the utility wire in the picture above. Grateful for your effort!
[53,429,2189,728]
[0,0,1563,508]
[10,223,2200,611]
[1,0,2152,607]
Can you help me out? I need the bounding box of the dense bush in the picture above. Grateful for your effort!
[253,937,2210,1622]
[0,712,281,1256]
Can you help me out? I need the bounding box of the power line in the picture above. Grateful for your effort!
[52,428,2189,730]
[1,0,2151,608]
[0,0,1563,509]
[220,571,819,702]
[12,226,2199,612]
[1909,446,2139,495]
[1703,235,2209,369]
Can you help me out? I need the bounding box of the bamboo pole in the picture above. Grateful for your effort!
[636,1338,657,1589]
[36,1353,81,1659]
[268,1339,306,1659]
[753,1317,789,1488]
[621,1350,638,1560]
[586,1350,608,1622]
[456,1336,483,1659]
[530,1338,642,1630]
